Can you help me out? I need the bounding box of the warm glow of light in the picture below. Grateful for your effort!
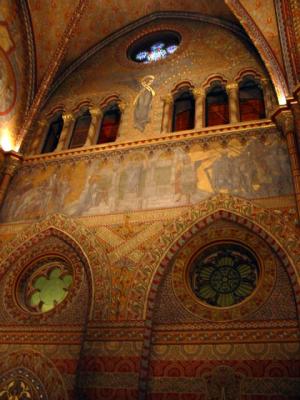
[0,128,15,152]
[278,93,287,106]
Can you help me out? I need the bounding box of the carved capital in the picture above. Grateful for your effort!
[162,95,173,105]
[226,82,239,92]
[90,107,103,118]
[272,107,294,136]
[260,78,270,87]
[118,101,126,113]
[3,151,23,177]
[192,88,205,98]
[62,113,74,125]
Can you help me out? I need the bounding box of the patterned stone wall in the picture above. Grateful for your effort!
[0,11,299,400]
[33,18,275,147]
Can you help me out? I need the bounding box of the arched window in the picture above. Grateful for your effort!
[172,91,195,132]
[68,110,91,149]
[205,82,229,127]
[97,105,120,144]
[42,114,63,153]
[239,76,266,121]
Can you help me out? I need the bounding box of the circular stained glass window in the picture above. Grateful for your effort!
[128,31,181,63]
[189,243,259,308]
[18,257,73,313]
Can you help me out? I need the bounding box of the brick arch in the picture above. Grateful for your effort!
[136,198,300,398]
[0,213,112,320]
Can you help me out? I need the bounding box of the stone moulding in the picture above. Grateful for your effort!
[22,120,277,169]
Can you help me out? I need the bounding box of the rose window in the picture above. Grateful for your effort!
[189,243,259,307]
[18,257,73,313]
[128,31,181,63]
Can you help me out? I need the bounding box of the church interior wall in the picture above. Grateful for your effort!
[0,5,299,400]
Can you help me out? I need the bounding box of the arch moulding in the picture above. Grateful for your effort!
[0,213,112,320]
[225,0,289,102]
[134,194,300,398]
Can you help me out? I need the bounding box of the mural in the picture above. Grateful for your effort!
[0,3,28,147]
[0,136,293,223]
[134,75,155,132]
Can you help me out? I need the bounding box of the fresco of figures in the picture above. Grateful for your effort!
[0,135,293,223]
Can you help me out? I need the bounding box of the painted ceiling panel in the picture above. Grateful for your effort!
[62,0,236,71]
[27,0,77,85]
[239,0,284,69]
[27,0,237,84]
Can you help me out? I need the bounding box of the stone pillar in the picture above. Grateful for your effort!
[85,107,103,146]
[29,119,47,155]
[117,101,126,140]
[0,151,22,207]
[56,112,74,151]
[261,78,275,118]
[193,88,205,130]
[226,83,240,124]
[161,95,173,133]
[273,107,300,223]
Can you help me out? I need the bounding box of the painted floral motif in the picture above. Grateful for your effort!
[0,380,32,400]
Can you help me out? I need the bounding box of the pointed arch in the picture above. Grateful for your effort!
[0,213,111,320]
[134,195,300,398]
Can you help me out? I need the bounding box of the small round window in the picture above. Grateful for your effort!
[18,256,73,313]
[189,243,259,308]
[128,31,181,63]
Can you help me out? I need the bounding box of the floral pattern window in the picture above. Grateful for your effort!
[189,243,259,307]
[18,257,73,314]
[128,31,181,63]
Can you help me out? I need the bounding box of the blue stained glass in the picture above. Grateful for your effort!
[131,34,180,63]
[150,42,165,51]
[148,48,167,62]
[166,45,178,54]
[135,51,148,61]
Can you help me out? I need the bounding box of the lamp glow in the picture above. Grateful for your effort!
[278,93,287,106]
[0,128,14,151]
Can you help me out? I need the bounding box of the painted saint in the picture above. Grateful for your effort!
[133,75,155,132]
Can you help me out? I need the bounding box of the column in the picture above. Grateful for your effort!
[85,107,103,146]
[226,83,240,124]
[29,119,47,155]
[0,151,22,207]
[261,78,275,118]
[161,95,173,134]
[116,101,126,140]
[273,107,300,223]
[56,112,74,151]
[193,88,205,130]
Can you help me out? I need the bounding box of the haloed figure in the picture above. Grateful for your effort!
[134,75,155,132]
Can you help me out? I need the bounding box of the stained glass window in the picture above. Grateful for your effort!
[42,114,63,153]
[19,257,73,313]
[189,243,259,307]
[128,31,181,63]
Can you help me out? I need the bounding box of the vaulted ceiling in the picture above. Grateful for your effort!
[27,0,238,86]
[0,0,290,150]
